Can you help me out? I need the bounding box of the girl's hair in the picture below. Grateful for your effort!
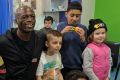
[87,32,94,43]
[65,70,89,80]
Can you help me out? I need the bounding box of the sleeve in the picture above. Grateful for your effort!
[108,48,113,78]
[37,29,45,38]
[80,25,88,51]
[0,35,5,55]
[82,25,88,41]
[82,47,99,80]
[36,57,44,76]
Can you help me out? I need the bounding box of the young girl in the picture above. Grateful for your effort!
[36,30,63,80]
[82,19,112,80]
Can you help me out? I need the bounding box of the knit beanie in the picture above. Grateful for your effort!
[88,19,107,36]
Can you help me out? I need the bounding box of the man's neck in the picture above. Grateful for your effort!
[17,29,32,41]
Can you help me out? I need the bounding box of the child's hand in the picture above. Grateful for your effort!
[61,26,72,34]
[75,27,85,41]
[43,68,56,80]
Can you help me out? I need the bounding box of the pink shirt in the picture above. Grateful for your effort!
[87,42,110,80]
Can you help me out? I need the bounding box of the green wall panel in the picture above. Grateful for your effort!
[94,0,120,42]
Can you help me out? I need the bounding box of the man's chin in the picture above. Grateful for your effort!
[69,23,77,26]
[22,29,34,33]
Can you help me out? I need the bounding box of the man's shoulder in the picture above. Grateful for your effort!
[57,22,67,31]
[34,29,45,38]
[34,30,39,34]
[36,28,46,34]
[34,30,46,44]
[39,27,45,31]
[0,29,14,46]
[0,33,8,44]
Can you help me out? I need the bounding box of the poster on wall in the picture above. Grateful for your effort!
[14,0,36,10]
[24,0,28,2]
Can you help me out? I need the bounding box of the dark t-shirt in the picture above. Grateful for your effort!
[12,30,35,63]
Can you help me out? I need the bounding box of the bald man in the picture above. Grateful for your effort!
[0,6,45,80]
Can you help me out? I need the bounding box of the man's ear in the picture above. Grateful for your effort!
[15,18,18,24]
[15,19,17,24]
[45,41,48,47]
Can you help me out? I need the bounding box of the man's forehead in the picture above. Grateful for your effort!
[68,9,81,14]
[16,6,33,14]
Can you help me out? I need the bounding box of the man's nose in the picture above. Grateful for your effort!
[27,16,33,21]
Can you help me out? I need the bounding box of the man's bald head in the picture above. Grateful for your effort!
[15,6,34,19]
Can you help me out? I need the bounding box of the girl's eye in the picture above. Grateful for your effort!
[95,33,100,35]
[102,32,105,34]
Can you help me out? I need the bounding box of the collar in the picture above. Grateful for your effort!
[92,42,104,47]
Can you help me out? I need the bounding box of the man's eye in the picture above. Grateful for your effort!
[76,15,80,17]
[70,14,74,17]
[31,15,35,18]
[22,16,27,19]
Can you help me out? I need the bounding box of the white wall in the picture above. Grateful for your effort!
[81,0,95,27]
[34,0,44,30]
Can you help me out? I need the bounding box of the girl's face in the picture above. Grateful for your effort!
[46,35,62,54]
[93,28,106,44]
